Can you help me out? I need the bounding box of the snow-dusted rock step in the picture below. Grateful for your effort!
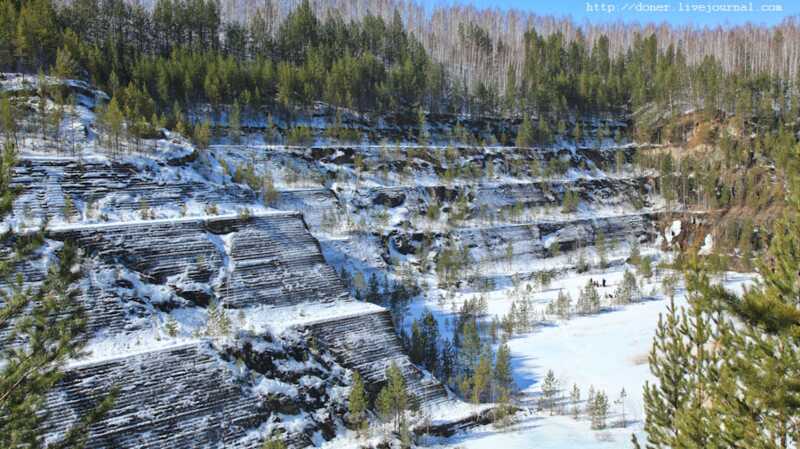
[48,213,348,311]
[389,212,657,262]
[10,157,255,223]
[240,143,639,192]
[474,176,652,210]
[271,188,341,230]
[216,215,348,307]
[42,343,277,449]
[303,143,636,168]
[306,309,449,408]
[356,176,654,212]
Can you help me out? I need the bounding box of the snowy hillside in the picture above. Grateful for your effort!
[0,74,748,448]
[0,75,478,448]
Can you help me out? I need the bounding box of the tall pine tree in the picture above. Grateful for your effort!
[0,239,115,448]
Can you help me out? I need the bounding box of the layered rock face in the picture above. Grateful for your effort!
[10,157,255,223]
[307,310,449,407]
[2,78,664,447]
[50,214,347,309]
[207,139,662,292]
[4,154,460,448]
[43,343,270,449]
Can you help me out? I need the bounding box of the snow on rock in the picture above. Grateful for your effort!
[699,233,714,256]
[43,343,272,448]
[665,219,682,244]
[306,309,452,410]
[255,377,300,398]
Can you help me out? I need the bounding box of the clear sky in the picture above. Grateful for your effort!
[450,0,800,27]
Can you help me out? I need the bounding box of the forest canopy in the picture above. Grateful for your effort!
[1,0,796,124]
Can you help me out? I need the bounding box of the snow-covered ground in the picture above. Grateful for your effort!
[405,261,755,448]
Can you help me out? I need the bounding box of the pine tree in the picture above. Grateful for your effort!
[629,241,642,266]
[15,0,59,68]
[577,249,589,273]
[420,311,439,373]
[376,385,393,428]
[409,320,424,365]
[205,300,231,336]
[516,115,534,148]
[193,119,211,150]
[439,339,455,384]
[494,343,513,400]
[640,255,653,278]
[262,437,287,449]
[537,118,551,144]
[615,269,641,305]
[591,390,609,430]
[366,273,380,304]
[641,263,728,449]
[706,192,800,449]
[352,272,366,298]
[1,239,116,448]
[0,0,16,69]
[53,46,77,80]
[348,371,368,433]
[577,280,600,314]
[0,140,17,217]
[642,298,691,447]
[586,385,596,417]
[573,121,583,143]
[399,416,413,448]
[615,388,628,428]
[596,231,608,268]
[570,384,581,419]
[561,190,579,213]
[540,369,558,414]
[262,174,278,206]
[0,95,17,145]
[229,100,242,144]
[660,273,679,301]
[417,107,428,144]
[165,316,178,337]
[555,289,572,319]
[377,362,407,431]
[104,97,125,156]
[471,351,492,404]
[459,317,481,373]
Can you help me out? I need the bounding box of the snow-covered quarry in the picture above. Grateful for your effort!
[416,268,755,448]
[0,75,737,448]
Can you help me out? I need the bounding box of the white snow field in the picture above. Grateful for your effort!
[413,265,756,449]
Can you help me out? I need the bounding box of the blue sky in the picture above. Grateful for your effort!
[449,0,800,27]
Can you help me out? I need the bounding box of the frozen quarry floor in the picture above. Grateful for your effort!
[414,267,755,448]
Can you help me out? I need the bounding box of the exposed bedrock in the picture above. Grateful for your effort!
[43,343,273,449]
[271,188,342,230]
[42,338,356,449]
[305,309,449,409]
[10,157,256,223]
[388,213,657,261]
[47,213,347,311]
[9,210,456,447]
[353,176,655,213]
